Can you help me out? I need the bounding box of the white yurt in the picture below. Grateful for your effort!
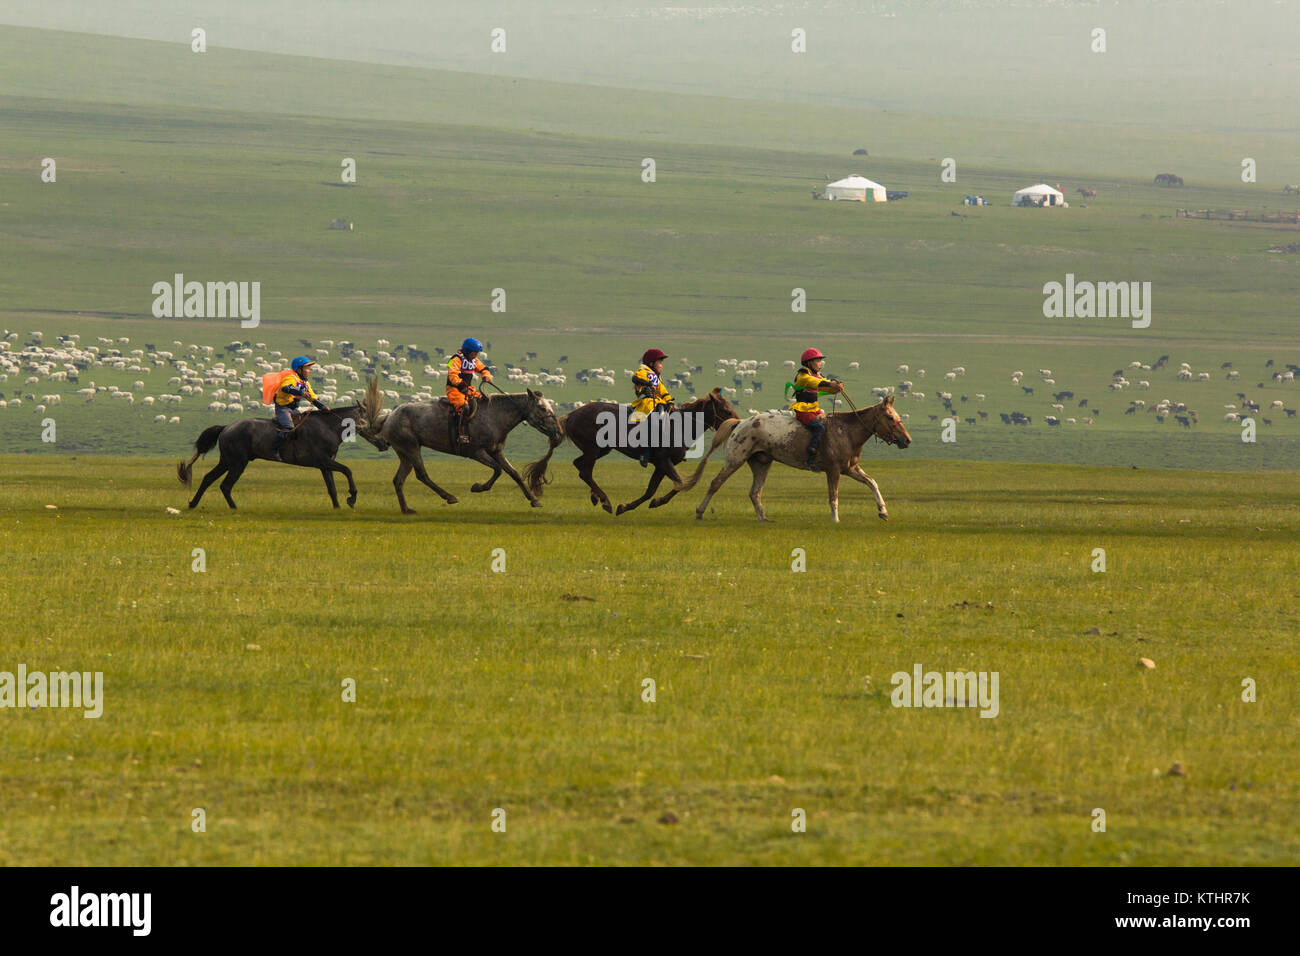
[824,175,887,202]
[1012,183,1067,207]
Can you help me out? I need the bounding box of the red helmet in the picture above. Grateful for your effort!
[642,348,667,365]
[801,347,826,364]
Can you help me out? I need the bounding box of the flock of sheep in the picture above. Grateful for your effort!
[0,329,1294,441]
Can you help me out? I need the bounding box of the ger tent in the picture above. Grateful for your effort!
[1013,184,1067,207]
[824,175,887,202]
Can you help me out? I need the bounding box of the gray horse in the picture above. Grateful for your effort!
[360,381,562,513]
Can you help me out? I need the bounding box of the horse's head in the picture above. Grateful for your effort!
[523,389,563,442]
[873,394,912,448]
[704,386,741,428]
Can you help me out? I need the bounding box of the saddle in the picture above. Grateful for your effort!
[445,394,478,453]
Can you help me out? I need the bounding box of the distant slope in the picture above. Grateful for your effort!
[1,25,1298,182]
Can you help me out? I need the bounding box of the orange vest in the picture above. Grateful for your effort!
[262,369,294,406]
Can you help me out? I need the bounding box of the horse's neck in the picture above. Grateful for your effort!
[489,394,525,426]
[835,407,878,447]
[315,405,359,432]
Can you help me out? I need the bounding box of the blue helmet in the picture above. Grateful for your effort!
[461,337,484,354]
[290,355,314,373]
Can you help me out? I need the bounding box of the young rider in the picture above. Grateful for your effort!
[269,355,330,461]
[787,347,842,470]
[447,337,493,444]
[631,348,674,467]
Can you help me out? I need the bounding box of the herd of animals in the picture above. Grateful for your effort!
[2,329,1294,434]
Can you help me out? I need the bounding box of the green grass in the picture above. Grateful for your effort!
[1,455,1296,864]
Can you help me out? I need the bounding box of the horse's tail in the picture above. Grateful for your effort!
[356,376,390,451]
[523,414,567,498]
[176,424,224,487]
[672,417,739,492]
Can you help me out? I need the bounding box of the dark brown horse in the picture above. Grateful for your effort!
[524,387,739,515]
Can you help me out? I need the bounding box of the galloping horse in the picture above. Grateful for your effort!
[523,387,739,515]
[176,380,382,510]
[359,382,561,513]
[674,395,912,522]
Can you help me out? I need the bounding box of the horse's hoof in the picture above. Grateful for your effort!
[695,512,704,520]
[402,508,417,515]
[471,483,487,493]
[602,503,612,514]
[445,496,459,505]
[615,504,625,516]
[879,512,889,521]
[347,498,356,509]
[531,500,543,508]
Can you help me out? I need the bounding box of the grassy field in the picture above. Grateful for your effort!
[0,455,1297,865]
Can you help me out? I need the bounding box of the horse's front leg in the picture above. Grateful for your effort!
[648,462,683,509]
[481,449,540,508]
[616,464,668,515]
[847,464,888,520]
[325,459,357,508]
[319,467,341,508]
[471,466,502,493]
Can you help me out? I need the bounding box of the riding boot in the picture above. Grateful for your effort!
[271,428,290,462]
[804,422,824,471]
[458,409,471,445]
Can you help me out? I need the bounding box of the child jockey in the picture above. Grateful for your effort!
[267,355,330,461]
[447,336,493,444]
[786,347,842,470]
[631,348,674,467]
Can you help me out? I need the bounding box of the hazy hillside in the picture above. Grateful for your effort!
[3,1,1298,134]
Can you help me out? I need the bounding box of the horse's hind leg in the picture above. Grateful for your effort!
[219,457,248,510]
[319,467,341,509]
[572,449,612,513]
[189,461,228,509]
[694,455,746,520]
[847,464,888,520]
[747,457,774,521]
